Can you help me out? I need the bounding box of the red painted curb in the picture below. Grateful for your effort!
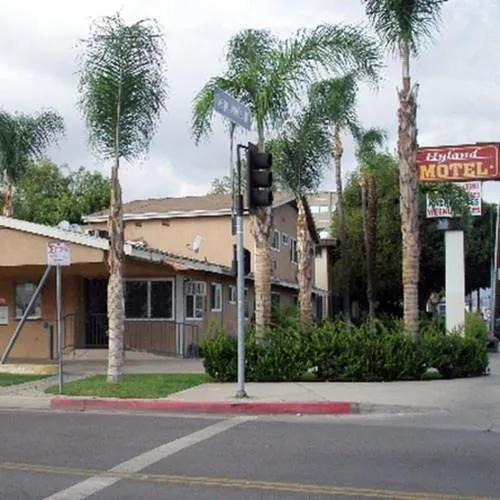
[50,398,355,415]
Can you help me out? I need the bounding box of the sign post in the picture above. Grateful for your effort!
[47,242,71,394]
[213,87,251,398]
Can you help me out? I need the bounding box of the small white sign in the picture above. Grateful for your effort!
[47,241,71,266]
[0,305,7,325]
[426,181,482,218]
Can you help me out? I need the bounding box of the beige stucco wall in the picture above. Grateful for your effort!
[0,228,105,266]
[87,202,308,285]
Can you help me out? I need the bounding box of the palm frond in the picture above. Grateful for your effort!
[362,0,449,55]
[355,127,388,167]
[77,12,167,161]
[0,109,65,182]
[270,105,331,196]
[309,73,360,134]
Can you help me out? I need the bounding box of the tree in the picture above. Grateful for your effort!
[0,110,65,216]
[208,176,232,195]
[268,105,330,328]
[192,26,381,334]
[12,159,110,225]
[362,0,450,339]
[309,74,361,325]
[78,12,167,382]
[355,127,387,328]
[340,154,491,315]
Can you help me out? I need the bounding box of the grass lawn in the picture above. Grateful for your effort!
[45,373,210,399]
[0,374,49,387]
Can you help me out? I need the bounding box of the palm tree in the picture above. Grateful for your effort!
[355,128,387,328]
[268,106,331,328]
[192,26,381,334]
[77,12,167,382]
[0,110,64,216]
[309,74,361,325]
[362,0,449,339]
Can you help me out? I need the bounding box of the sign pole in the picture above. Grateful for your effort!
[445,229,466,333]
[235,144,247,398]
[56,264,63,394]
[212,87,251,399]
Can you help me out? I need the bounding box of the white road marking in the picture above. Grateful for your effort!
[43,416,253,500]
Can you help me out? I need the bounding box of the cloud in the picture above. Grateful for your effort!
[0,0,498,199]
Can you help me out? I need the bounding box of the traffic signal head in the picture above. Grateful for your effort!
[246,142,273,211]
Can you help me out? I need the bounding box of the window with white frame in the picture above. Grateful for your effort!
[282,233,289,246]
[186,281,206,319]
[271,229,280,251]
[210,283,222,311]
[125,279,173,319]
[15,282,41,319]
[290,238,298,264]
[229,285,236,304]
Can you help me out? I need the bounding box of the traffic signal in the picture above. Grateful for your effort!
[246,142,273,211]
[231,245,251,276]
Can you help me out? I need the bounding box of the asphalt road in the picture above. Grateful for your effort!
[0,409,499,499]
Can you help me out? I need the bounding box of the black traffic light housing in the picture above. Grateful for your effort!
[231,245,251,276]
[246,142,273,211]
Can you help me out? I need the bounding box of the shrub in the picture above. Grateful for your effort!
[420,322,489,379]
[201,313,488,383]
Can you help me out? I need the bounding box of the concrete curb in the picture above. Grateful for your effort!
[50,397,357,415]
[0,364,57,375]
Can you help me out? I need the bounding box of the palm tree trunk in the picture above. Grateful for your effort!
[398,40,420,340]
[2,172,14,217]
[333,124,350,325]
[360,173,373,328]
[297,196,313,328]
[366,172,377,326]
[251,125,272,336]
[107,160,125,382]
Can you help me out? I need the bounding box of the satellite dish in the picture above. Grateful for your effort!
[481,181,500,204]
[192,235,202,253]
[58,220,70,231]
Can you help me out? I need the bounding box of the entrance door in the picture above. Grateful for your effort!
[84,279,108,348]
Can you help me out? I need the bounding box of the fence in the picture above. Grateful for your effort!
[61,313,200,357]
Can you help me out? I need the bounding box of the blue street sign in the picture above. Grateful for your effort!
[213,88,251,131]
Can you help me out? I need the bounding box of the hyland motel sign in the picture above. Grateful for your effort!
[417,143,500,182]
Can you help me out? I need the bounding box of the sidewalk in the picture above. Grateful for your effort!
[3,354,500,416]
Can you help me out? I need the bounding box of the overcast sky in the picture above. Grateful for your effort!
[0,0,498,202]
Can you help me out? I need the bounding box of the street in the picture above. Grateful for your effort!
[1,409,499,499]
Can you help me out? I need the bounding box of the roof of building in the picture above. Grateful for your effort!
[83,192,294,222]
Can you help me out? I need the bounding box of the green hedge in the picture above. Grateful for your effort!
[201,310,489,382]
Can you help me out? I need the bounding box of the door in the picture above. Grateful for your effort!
[84,279,108,348]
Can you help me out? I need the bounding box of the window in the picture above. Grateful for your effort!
[15,282,41,319]
[292,295,299,307]
[282,233,289,246]
[229,285,236,304]
[211,283,222,311]
[125,280,173,319]
[290,238,298,264]
[271,292,281,309]
[272,260,277,271]
[186,281,206,320]
[271,229,280,251]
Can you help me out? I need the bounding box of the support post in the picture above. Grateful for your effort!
[235,144,247,398]
[56,265,64,394]
[0,265,53,364]
[490,203,500,336]
[445,230,465,333]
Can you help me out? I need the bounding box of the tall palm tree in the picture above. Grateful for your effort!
[192,26,381,334]
[309,74,361,325]
[78,12,167,382]
[355,128,387,328]
[362,0,449,339]
[0,110,64,216]
[268,106,331,328]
